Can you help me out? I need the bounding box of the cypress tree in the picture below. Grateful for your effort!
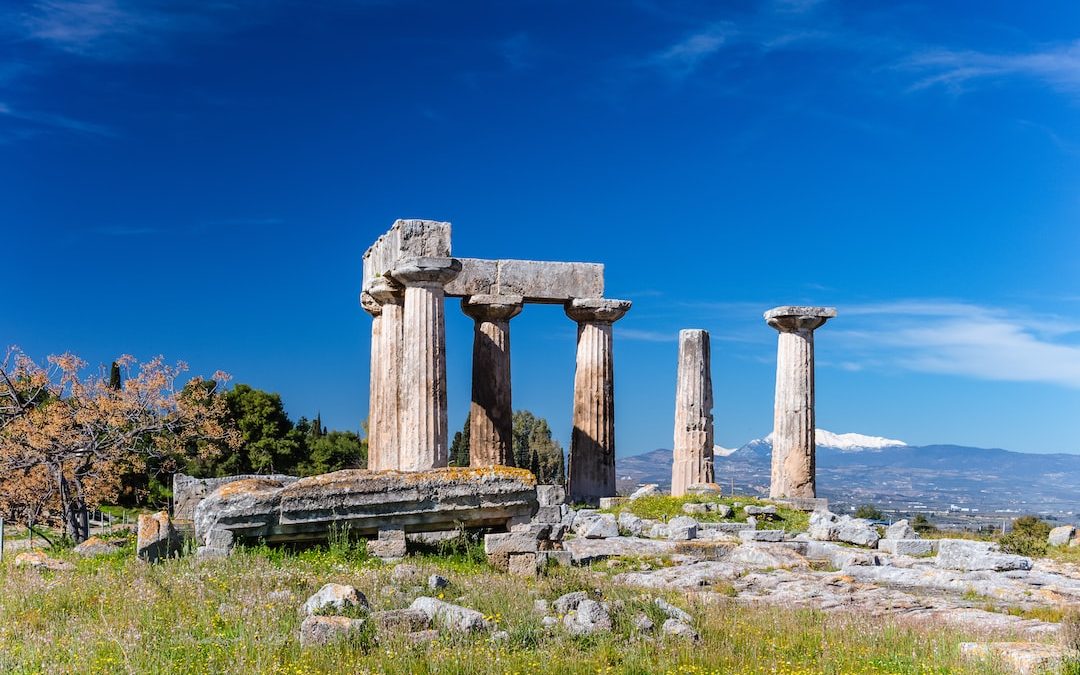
[530,448,541,479]
[108,362,121,390]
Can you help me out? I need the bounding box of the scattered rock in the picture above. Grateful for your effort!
[629,484,660,501]
[739,530,785,543]
[299,615,366,648]
[390,563,421,585]
[541,616,559,628]
[427,574,450,590]
[886,519,918,541]
[574,513,619,539]
[537,484,566,507]
[878,539,935,556]
[959,641,1066,675]
[743,505,777,517]
[409,596,488,632]
[562,599,612,635]
[661,618,700,641]
[714,504,734,518]
[654,598,692,623]
[682,503,709,515]
[617,511,645,536]
[665,516,698,541]
[14,550,73,571]
[936,539,1032,572]
[302,583,368,616]
[137,511,183,563]
[808,511,880,548]
[553,591,589,615]
[633,613,656,632]
[1048,525,1076,548]
[72,536,121,557]
[370,608,430,632]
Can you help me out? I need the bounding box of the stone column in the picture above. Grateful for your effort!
[565,298,631,505]
[462,294,524,467]
[367,277,405,471]
[671,329,714,496]
[359,290,383,471]
[764,306,837,499]
[390,257,462,471]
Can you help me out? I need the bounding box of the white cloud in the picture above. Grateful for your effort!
[833,301,1080,389]
[648,25,731,78]
[0,101,114,137]
[902,40,1080,96]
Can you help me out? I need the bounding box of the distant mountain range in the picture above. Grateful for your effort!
[617,430,1080,519]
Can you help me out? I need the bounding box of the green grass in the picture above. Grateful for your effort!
[600,494,811,533]
[0,543,1019,674]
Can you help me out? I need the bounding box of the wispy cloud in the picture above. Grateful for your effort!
[902,40,1080,96]
[0,101,114,138]
[833,301,1080,389]
[618,328,679,343]
[648,25,731,78]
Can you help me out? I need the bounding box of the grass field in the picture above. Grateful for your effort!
[0,533,1020,675]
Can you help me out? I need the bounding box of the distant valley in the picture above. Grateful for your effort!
[617,430,1080,522]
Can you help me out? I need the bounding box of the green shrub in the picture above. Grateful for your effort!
[854,504,883,520]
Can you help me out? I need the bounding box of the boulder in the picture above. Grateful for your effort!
[959,641,1066,675]
[654,598,692,623]
[370,608,430,632]
[536,484,566,507]
[661,618,700,641]
[562,599,612,635]
[878,539,935,556]
[617,512,645,536]
[743,505,777,517]
[428,574,450,590]
[194,467,538,556]
[72,536,121,557]
[299,615,366,648]
[666,516,698,541]
[808,511,879,548]
[633,613,656,632]
[302,583,367,616]
[409,596,488,632]
[137,511,183,563]
[14,550,73,571]
[1048,525,1076,547]
[936,540,1032,572]
[553,591,589,615]
[682,503,709,515]
[629,484,660,501]
[172,472,297,522]
[886,519,918,541]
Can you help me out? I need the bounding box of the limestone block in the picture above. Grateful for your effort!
[371,608,430,633]
[629,484,660,501]
[666,516,698,541]
[172,472,297,522]
[508,552,539,576]
[618,512,645,536]
[362,219,452,290]
[682,503,709,515]
[598,497,626,509]
[137,511,183,563]
[537,484,566,507]
[536,550,573,569]
[410,596,489,632]
[14,551,73,571]
[1048,525,1076,547]
[661,619,700,641]
[299,615,366,648]
[878,539,935,556]
[739,529,785,543]
[553,591,588,615]
[936,540,1032,572]
[562,599,612,636]
[72,536,121,557]
[194,467,538,554]
[959,641,1065,675]
[886,520,918,541]
[369,529,407,561]
[574,513,619,539]
[532,506,563,525]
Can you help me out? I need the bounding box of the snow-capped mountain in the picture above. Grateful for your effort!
[753,429,907,452]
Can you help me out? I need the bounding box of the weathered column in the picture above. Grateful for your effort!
[367,277,405,471]
[565,298,631,505]
[390,257,462,471]
[462,294,524,467]
[671,329,714,496]
[359,290,384,471]
[764,306,837,499]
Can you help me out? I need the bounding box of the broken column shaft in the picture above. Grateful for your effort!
[671,329,714,496]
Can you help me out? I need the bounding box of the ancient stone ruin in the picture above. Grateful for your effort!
[764,305,836,499]
[359,219,632,504]
[670,329,715,496]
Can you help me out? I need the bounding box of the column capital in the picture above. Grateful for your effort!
[565,298,631,324]
[360,291,382,317]
[462,294,524,322]
[368,276,404,305]
[390,256,462,288]
[764,306,837,333]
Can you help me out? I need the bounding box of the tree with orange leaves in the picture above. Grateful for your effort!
[0,348,239,542]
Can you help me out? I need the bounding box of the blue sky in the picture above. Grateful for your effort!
[3,0,1079,455]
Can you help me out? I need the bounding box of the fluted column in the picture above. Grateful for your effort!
[671,329,714,496]
[360,291,384,471]
[367,277,405,471]
[565,298,631,505]
[390,257,462,471]
[765,306,837,499]
[462,294,524,467]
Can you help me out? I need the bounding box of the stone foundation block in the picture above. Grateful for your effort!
[508,552,539,576]
[369,529,407,561]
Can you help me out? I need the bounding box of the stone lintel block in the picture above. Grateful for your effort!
[565,297,632,323]
[536,484,566,507]
[508,552,539,576]
[444,259,605,302]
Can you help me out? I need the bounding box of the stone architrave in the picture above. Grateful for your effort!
[390,257,462,471]
[671,329,714,497]
[564,298,631,504]
[764,306,837,499]
[367,277,405,470]
[462,294,524,467]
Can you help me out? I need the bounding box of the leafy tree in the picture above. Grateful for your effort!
[911,513,936,534]
[206,384,302,476]
[1000,515,1051,557]
[449,414,471,467]
[854,504,884,520]
[297,430,366,475]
